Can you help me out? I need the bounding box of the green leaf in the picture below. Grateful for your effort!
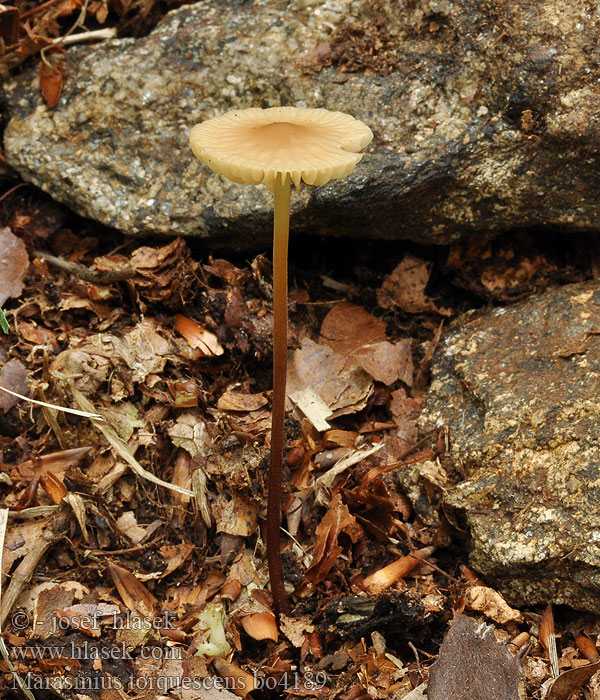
[0,308,9,334]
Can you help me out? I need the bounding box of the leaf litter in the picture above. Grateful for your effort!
[0,204,599,700]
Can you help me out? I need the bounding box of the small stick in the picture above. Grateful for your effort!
[53,28,116,45]
[34,250,135,284]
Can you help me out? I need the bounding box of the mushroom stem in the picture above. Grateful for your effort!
[267,172,291,616]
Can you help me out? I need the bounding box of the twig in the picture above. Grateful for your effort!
[0,183,28,205]
[34,250,135,284]
[52,27,116,45]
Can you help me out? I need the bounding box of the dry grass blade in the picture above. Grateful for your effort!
[0,384,105,419]
[71,385,194,497]
[540,603,559,678]
[8,505,59,519]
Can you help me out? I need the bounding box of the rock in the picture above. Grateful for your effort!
[422,281,600,613]
[2,0,600,247]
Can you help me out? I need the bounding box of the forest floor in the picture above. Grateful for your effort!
[1,185,600,700]
[4,1,600,698]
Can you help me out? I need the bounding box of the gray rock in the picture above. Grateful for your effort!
[423,281,600,613]
[2,0,600,247]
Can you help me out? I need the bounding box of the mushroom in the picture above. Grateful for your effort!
[190,106,373,615]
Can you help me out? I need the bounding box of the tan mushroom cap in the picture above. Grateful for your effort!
[189,106,373,191]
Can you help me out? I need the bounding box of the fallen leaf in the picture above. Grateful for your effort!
[463,584,523,624]
[217,390,268,412]
[212,492,258,537]
[0,228,28,305]
[545,662,600,700]
[288,387,332,432]
[168,411,212,457]
[240,611,278,642]
[287,338,373,418]
[305,493,356,584]
[11,446,91,481]
[353,339,413,386]
[55,602,119,638]
[0,358,28,412]
[17,320,58,347]
[116,511,147,545]
[175,314,224,357]
[95,238,197,305]
[377,254,452,316]
[279,613,314,648]
[319,302,387,358]
[158,543,195,578]
[39,472,68,503]
[39,55,64,107]
[107,562,157,617]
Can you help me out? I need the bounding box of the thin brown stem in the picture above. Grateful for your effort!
[267,172,291,616]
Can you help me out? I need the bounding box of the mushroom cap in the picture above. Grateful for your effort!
[189,106,373,191]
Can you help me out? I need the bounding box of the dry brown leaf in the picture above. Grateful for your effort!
[354,339,414,386]
[168,411,212,457]
[240,611,278,642]
[545,662,600,700]
[204,257,250,286]
[158,543,195,578]
[3,518,49,581]
[39,55,64,107]
[319,303,414,385]
[463,583,523,624]
[320,302,387,357]
[116,511,147,545]
[107,562,157,617]
[287,338,373,418]
[95,238,197,305]
[305,493,356,584]
[0,358,28,412]
[389,388,425,446]
[377,254,452,316]
[0,228,28,305]
[11,446,91,481]
[54,602,119,638]
[175,314,224,357]
[279,613,314,648]
[217,390,268,412]
[39,472,68,503]
[212,657,255,698]
[323,429,358,449]
[539,603,555,653]
[17,320,58,347]
[212,492,258,537]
